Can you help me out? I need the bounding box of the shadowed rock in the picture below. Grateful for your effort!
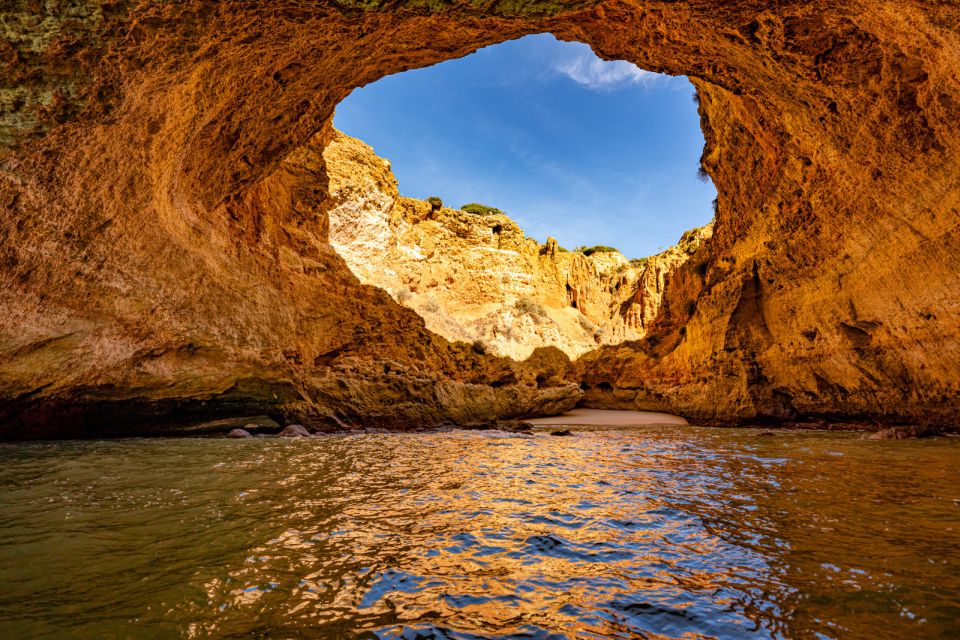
[865,426,942,440]
[279,424,312,438]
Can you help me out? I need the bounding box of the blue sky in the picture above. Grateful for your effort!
[334,34,715,258]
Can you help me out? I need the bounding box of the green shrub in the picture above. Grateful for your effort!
[577,314,597,334]
[427,196,443,209]
[460,202,503,216]
[577,314,605,339]
[395,286,413,303]
[576,245,618,257]
[420,296,441,313]
[514,296,547,322]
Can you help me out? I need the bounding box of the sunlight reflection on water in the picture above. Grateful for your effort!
[0,427,958,639]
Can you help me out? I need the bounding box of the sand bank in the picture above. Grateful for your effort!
[526,408,688,427]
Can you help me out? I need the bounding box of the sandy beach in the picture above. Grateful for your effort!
[526,408,688,427]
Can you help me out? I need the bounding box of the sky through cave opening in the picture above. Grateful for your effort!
[334,33,716,259]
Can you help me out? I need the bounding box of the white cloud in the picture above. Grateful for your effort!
[555,47,659,91]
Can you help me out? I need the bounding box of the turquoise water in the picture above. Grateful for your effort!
[0,427,958,639]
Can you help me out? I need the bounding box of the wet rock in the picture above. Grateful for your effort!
[461,421,497,431]
[550,429,574,437]
[226,428,252,438]
[179,416,281,436]
[865,426,941,440]
[497,420,534,432]
[279,424,311,438]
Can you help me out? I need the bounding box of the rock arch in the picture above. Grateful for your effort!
[1,1,958,437]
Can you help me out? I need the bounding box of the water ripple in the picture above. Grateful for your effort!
[0,429,957,638]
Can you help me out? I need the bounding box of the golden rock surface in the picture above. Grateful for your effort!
[1,1,957,435]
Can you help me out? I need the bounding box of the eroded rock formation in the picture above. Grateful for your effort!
[322,129,711,360]
[1,1,958,437]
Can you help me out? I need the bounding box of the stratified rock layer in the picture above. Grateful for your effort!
[1,1,958,437]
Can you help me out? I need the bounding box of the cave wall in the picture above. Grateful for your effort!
[576,1,960,426]
[1,0,958,436]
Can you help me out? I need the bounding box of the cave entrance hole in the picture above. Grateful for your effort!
[334,33,715,259]
[324,33,715,363]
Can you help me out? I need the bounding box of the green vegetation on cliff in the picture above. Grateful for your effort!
[575,245,619,256]
[461,203,504,216]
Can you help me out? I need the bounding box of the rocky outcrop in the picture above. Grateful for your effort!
[1,1,958,437]
[323,130,710,360]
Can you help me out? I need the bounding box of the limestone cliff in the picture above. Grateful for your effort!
[1,1,958,437]
[322,130,712,360]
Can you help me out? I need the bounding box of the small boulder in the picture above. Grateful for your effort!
[226,428,252,438]
[550,429,574,437]
[279,424,311,438]
[498,420,534,432]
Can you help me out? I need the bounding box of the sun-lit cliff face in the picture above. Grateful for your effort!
[322,130,711,360]
[1,1,958,437]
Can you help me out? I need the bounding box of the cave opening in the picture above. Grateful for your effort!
[323,33,716,363]
[333,33,715,259]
